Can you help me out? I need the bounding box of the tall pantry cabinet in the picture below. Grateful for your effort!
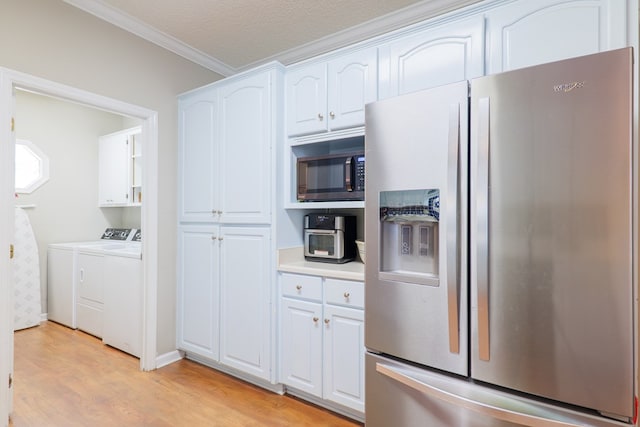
[177,62,284,386]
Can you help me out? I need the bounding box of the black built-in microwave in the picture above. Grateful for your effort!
[297,151,365,202]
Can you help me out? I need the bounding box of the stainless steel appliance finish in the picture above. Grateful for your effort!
[365,48,635,426]
[297,151,365,201]
[304,214,357,263]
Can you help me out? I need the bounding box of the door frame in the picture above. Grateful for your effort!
[0,67,159,426]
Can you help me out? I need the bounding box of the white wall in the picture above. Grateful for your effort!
[15,90,141,312]
[0,0,223,354]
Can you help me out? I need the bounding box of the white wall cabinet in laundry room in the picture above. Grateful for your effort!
[98,126,141,207]
[286,47,377,137]
[179,65,278,224]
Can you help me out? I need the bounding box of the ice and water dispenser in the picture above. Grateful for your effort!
[379,189,440,286]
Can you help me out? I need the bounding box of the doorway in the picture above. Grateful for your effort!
[0,67,159,426]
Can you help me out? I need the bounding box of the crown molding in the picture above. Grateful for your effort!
[64,0,481,76]
[63,0,236,76]
[246,0,482,70]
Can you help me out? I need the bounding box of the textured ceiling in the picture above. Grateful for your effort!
[66,0,481,75]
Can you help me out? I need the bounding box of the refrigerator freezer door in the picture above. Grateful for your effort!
[365,80,469,375]
[366,353,629,427]
[470,48,634,420]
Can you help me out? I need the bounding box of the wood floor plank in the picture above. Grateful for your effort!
[9,321,363,427]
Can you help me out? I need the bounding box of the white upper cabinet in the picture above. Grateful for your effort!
[378,16,485,99]
[286,47,378,136]
[178,87,217,222]
[179,65,280,224]
[486,0,629,74]
[98,126,141,207]
[218,72,273,224]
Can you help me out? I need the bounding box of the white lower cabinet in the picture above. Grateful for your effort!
[177,225,273,381]
[280,273,365,415]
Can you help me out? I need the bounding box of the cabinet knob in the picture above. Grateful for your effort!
[343,292,350,298]
[211,235,217,240]
[329,111,335,119]
[317,113,324,121]
[313,317,319,323]
[324,318,330,325]
[296,285,302,290]
[218,237,224,241]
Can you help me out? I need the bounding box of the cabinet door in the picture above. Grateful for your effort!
[280,297,323,397]
[286,63,327,136]
[178,87,218,222]
[218,72,273,224]
[327,48,378,131]
[176,226,220,360]
[219,226,271,380]
[379,15,484,99]
[98,132,129,206]
[486,0,628,74]
[323,304,365,413]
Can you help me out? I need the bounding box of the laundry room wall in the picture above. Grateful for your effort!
[0,0,222,356]
[15,90,140,314]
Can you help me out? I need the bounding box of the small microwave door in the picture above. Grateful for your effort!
[298,157,348,196]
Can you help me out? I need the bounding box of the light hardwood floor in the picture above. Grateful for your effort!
[9,321,363,427]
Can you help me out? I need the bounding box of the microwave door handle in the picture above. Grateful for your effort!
[306,229,338,235]
[345,157,353,191]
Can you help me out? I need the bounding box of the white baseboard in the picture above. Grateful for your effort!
[41,313,47,321]
[155,350,184,369]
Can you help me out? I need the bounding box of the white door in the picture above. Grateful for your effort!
[485,0,628,74]
[0,76,15,427]
[178,87,218,223]
[219,226,271,380]
[378,15,484,99]
[98,131,130,206]
[323,304,365,412]
[218,72,272,224]
[280,297,323,397]
[286,62,327,136]
[327,48,378,131]
[176,225,220,360]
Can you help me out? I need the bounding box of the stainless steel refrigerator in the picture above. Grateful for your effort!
[364,47,634,426]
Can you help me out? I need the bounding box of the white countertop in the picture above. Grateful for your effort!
[277,247,365,281]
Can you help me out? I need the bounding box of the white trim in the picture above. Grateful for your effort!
[155,350,184,369]
[62,0,482,76]
[62,0,235,77]
[1,67,159,375]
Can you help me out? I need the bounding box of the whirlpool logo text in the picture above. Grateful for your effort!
[553,81,586,92]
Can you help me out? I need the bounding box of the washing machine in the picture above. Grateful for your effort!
[47,228,136,329]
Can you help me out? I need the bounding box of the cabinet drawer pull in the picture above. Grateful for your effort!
[317,113,324,120]
[296,285,302,290]
[329,111,335,119]
[313,317,319,323]
[324,319,330,324]
[343,292,350,298]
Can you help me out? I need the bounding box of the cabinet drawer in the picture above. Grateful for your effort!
[281,273,322,301]
[324,279,364,309]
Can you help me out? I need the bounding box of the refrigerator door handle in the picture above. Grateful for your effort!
[447,103,461,354]
[376,362,582,427]
[477,97,490,361]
